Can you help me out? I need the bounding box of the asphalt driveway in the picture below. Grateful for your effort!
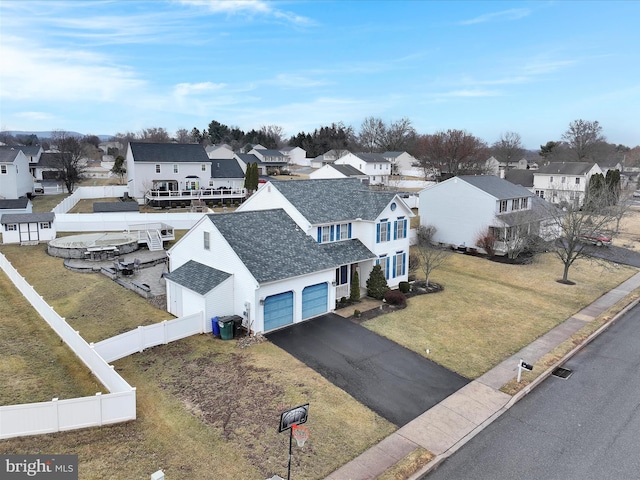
[267,314,469,427]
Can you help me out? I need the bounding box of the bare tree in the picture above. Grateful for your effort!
[139,127,171,143]
[260,125,285,147]
[416,129,490,180]
[174,128,191,143]
[358,116,387,152]
[562,119,606,161]
[415,225,452,286]
[50,130,87,193]
[491,131,524,170]
[543,186,623,283]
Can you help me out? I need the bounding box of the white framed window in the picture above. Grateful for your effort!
[535,190,544,199]
[521,197,528,209]
[6,224,16,231]
[575,177,581,185]
[173,164,179,173]
[202,163,207,171]
[1,165,7,174]
[512,199,520,210]
[39,222,50,229]
[550,176,554,183]
[339,223,349,240]
[561,176,566,183]
[377,219,390,243]
[499,200,508,212]
[209,180,214,187]
[378,255,389,279]
[395,218,407,239]
[203,231,210,250]
[335,265,349,285]
[155,164,160,173]
[322,226,331,243]
[394,252,405,278]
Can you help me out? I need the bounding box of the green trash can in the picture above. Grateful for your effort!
[218,317,234,340]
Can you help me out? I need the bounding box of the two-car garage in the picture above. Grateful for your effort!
[263,282,329,332]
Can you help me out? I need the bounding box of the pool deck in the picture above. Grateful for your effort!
[64,249,169,297]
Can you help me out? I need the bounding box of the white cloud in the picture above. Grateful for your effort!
[14,111,56,121]
[178,0,314,25]
[174,82,227,97]
[0,35,146,102]
[459,8,531,25]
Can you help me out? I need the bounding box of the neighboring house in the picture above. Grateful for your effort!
[419,175,553,255]
[235,153,259,174]
[309,149,350,169]
[239,178,413,293]
[247,148,289,174]
[1,212,56,245]
[37,152,63,180]
[532,162,602,205]
[2,145,44,179]
[126,142,245,206]
[280,146,307,166]
[382,151,421,177]
[485,156,529,177]
[335,152,391,186]
[0,197,32,216]
[597,158,623,177]
[0,147,33,199]
[206,144,235,160]
[308,164,368,182]
[165,209,374,333]
[209,158,245,189]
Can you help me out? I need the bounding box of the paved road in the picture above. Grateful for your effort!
[424,303,640,480]
[267,314,469,426]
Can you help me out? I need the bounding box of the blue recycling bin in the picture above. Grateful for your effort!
[211,316,220,337]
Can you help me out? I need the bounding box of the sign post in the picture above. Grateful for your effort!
[517,358,533,382]
[278,403,309,480]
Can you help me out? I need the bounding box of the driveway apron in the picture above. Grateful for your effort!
[267,313,469,427]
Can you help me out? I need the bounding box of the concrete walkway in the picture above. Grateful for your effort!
[325,272,640,480]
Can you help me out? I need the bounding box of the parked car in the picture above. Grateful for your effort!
[633,191,640,198]
[33,182,44,194]
[580,232,612,247]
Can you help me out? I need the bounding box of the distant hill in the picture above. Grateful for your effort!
[0,131,114,141]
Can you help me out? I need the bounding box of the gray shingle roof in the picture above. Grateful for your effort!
[319,239,377,265]
[1,212,55,224]
[354,152,390,163]
[459,175,533,199]
[93,202,140,213]
[0,148,20,163]
[164,260,231,295]
[38,152,62,167]
[0,198,29,209]
[236,153,262,165]
[130,142,209,163]
[0,145,41,159]
[329,164,366,176]
[535,162,595,175]
[271,178,397,224]
[211,158,244,178]
[207,209,339,283]
[505,169,535,188]
[255,149,287,158]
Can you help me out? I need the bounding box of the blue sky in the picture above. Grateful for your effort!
[1,0,638,149]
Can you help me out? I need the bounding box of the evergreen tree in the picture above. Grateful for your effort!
[349,270,360,302]
[366,264,389,300]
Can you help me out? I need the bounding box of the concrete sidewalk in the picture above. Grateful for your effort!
[325,272,640,480]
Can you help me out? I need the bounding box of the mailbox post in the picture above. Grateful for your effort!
[517,358,533,382]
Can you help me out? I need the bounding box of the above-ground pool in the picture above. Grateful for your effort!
[48,232,139,259]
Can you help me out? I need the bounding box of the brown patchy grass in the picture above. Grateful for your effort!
[364,252,637,379]
[0,244,394,479]
[376,447,434,480]
[31,193,69,213]
[612,207,640,248]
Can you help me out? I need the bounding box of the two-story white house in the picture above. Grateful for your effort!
[239,178,413,293]
[419,175,554,255]
[164,178,413,333]
[280,146,307,166]
[0,147,33,199]
[335,152,391,186]
[532,162,602,206]
[126,142,245,207]
[247,147,289,174]
[308,163,368,182]
[382,151,421,177]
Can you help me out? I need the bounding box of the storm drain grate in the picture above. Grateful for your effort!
[552,367,573,379]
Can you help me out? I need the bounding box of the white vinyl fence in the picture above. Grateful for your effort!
[52,186,129,214]
[0,253,136,440]
[94,312,206,363]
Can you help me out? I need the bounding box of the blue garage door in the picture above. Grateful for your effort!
[302,283,328,319]
[264,291,294,331]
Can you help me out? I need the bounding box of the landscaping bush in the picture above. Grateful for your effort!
[384,290,407,307]
[366,264,389,300]
[399,281,410,294]
[350,270,361,302]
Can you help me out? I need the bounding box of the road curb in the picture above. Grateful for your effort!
[407,295,640,480]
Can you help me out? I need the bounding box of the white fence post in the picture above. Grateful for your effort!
[138,325,145,353]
